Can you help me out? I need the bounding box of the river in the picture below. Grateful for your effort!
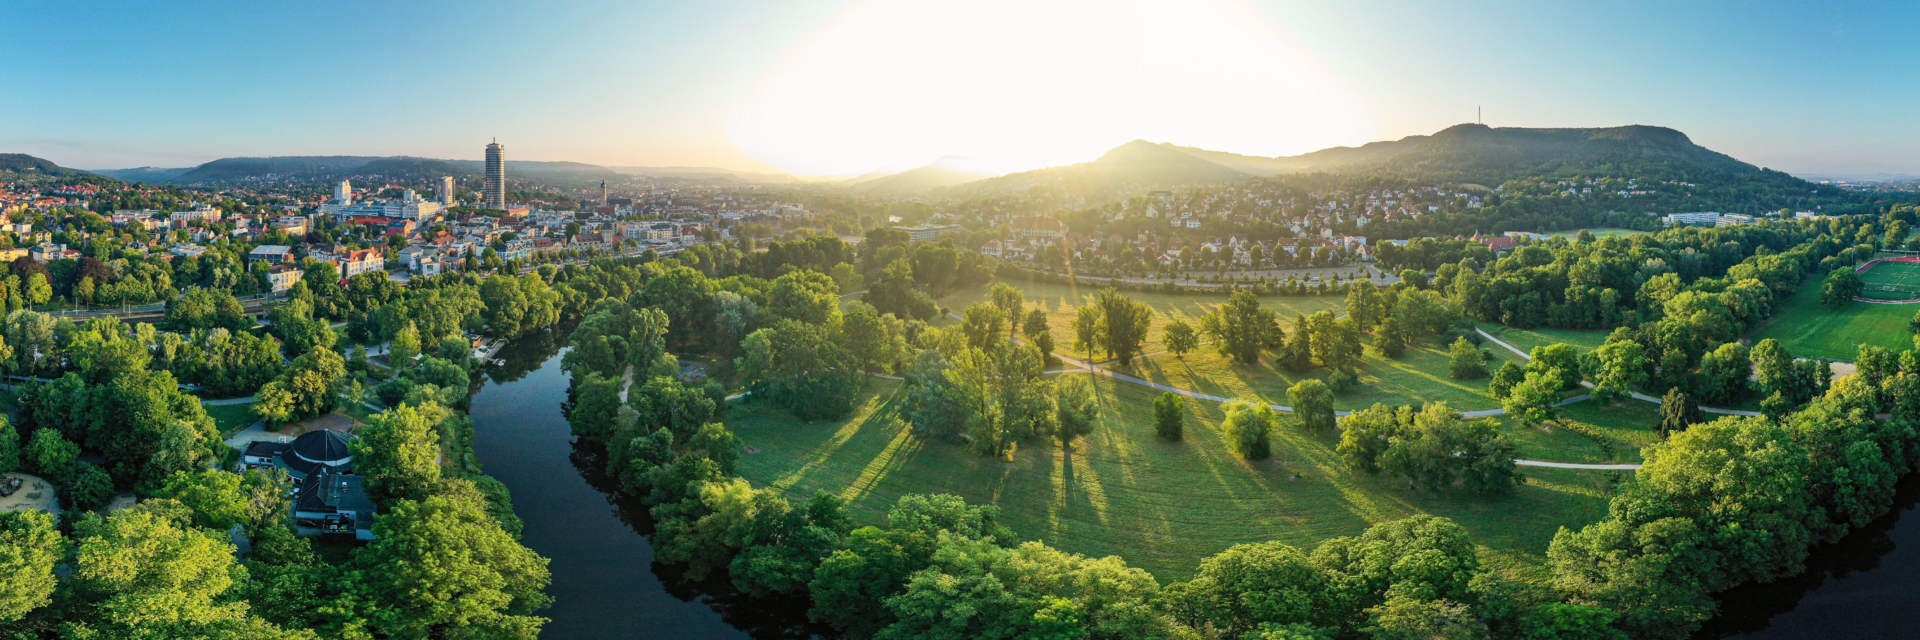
[469,333,766,639]
[467,331,1920,639]
[1698,473,1920,639]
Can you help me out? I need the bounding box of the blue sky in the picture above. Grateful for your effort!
[3,0,1917,177]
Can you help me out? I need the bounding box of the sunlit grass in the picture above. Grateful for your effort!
[729,377,1625,579]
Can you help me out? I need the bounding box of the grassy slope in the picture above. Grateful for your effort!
[730,378,1625,580]
[1475,321,1611,354]
[1749,276,1914,361]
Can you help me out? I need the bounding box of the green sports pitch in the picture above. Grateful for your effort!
[1857,258,1920,301]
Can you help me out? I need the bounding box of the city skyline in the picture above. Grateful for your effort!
[4,0,1920,178]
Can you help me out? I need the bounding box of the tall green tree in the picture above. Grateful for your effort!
[1163,319,1199,357]
[354,492,553,638]
[0,510,61,624]
[1072,305,1104,363]
[1200,290,1281,364]
[1094,288,1151,366]
[1221,400,1274,459]
[989,282,1024,338]
[353,403,446,506]
[1446,337,1487,380]
[1288,379,1335,433]
[1820,268,1863,310]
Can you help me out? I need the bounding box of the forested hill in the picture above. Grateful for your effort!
[1345,124,1769,184]
[0,153,100,179]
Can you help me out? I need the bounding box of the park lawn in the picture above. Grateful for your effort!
[1475,322,1611,355]
[1122,336,1525,414]
[937,280,1347,357]
[1748,277,1914,362]
[206,403,260,438]
[1500,397,1664,465]
[729,377,1616,580]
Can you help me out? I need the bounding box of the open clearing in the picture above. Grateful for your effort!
[936,280,1347,357]
[1123,336,1524,413]
[1475,322,1611,354]
[1749,275,1914,361]
[729,376,1632,579]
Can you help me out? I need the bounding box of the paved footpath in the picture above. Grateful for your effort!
[1475,328,1763,418]
[936,312,1644,471]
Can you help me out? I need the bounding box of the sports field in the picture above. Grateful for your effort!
[728,377,1625,579]
[1857,259,1920,301]
[1749,273,1917,361]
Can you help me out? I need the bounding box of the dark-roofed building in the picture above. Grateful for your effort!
[242,440,290,469]
[275,430,355,480]
[293,466,377,540]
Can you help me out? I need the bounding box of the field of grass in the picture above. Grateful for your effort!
[1749,276,1915,361]
[1124,336,1525,413]
[936,280,1346,357]
[206,402,260,438]
[729,377,1629,579]
[1474,322,1611,355]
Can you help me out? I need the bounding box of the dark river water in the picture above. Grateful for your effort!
[466,331,1920,639]
[470,333,774,639]
[1698,473,1920,639]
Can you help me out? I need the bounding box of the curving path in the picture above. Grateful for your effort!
[940,311,1641,470]
[1474,328,1763,417]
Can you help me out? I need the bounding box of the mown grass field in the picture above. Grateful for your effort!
[729,377,1631,580]
[1749,275,1915,361]
[206,402,260,438]
[1474,322,1611,354]
[1125,336,1523,412]
[936,280,1347,357]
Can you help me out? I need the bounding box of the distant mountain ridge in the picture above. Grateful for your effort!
[853,165,988,193]
[935,124,1793,198]
[0,153,100,179]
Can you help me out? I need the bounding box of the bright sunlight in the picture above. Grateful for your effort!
[725,0,1379,176]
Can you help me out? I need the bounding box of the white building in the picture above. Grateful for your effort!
[1664,212,1721,226]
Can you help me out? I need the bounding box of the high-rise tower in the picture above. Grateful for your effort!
[484,140,506,210]
[335,180,353,204]
[600,180,608,205]
[436,176,456,206]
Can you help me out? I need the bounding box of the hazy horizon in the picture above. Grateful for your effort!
[6,0,1919,177]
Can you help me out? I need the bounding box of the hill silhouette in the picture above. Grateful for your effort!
[854,165,987,193]
[0,153,99,179]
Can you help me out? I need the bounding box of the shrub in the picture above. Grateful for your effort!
[1152,392,1184,441]
[1220,400,1274,460]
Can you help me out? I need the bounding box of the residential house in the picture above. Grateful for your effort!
[267,263,304,293]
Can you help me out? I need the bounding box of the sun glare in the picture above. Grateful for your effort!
[726,0,1379,177]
